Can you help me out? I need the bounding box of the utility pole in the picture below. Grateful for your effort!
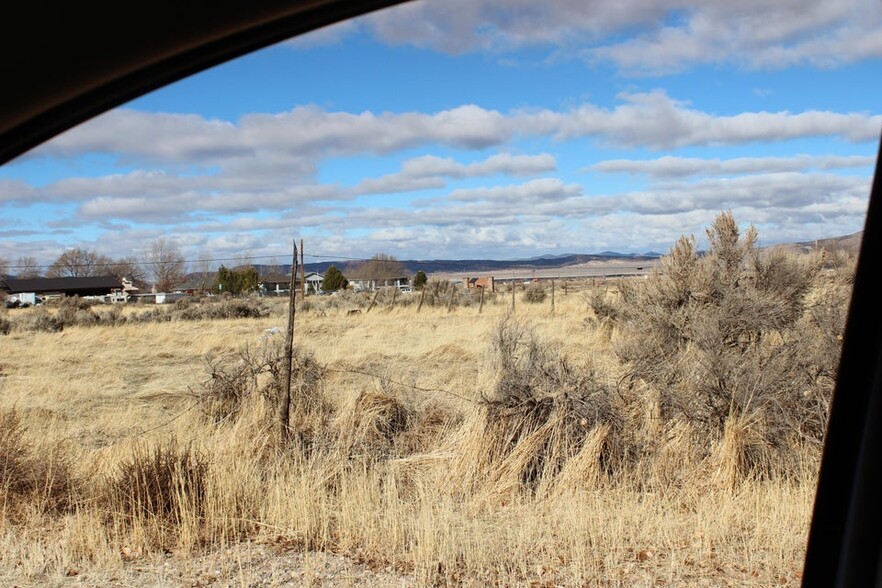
[279,238,298,446]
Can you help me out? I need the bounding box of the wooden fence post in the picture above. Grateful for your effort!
[366,289,380,313]
[479,286,484,314]
[300,238,306,297]
[551,279,555,313]
[279,239,298,446]
[417,287,426,313]
[446,286,456,312]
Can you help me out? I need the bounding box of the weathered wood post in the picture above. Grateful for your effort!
[366,288,381,313]
[417,287,426,313]
[478,285,484,314]
[300,238,306,297]
[279,239,298,446]
[551,279,555,313]
[446,285,456,312]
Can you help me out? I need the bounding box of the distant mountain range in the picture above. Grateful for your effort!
[240,231,863,278]
[783,231,863,255]
[254,251,662,277]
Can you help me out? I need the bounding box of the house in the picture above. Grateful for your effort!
[1,276,124,300]
[304,272,323,294]
[259,271,323,295]
[259,272,290,296]
[463,276,496,292]
[349,276,410,292]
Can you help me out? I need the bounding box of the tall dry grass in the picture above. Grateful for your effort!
[0,230,850,585]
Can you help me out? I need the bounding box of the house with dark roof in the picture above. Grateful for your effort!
[2,276,124,298]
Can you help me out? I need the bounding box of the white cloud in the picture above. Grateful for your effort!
[355,153,556,195]
[32,94,882,170]
[359,0,882,74]
[448,178,581,203]
[592,154,876,178]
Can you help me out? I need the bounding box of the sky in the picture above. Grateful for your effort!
[2,0,882,270]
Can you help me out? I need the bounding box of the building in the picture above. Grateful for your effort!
[349,276,410,292]
[304,272,323,294]
[463,276,496,292]
[1,276,124,299]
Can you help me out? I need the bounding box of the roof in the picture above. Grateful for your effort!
[2,276,123,294]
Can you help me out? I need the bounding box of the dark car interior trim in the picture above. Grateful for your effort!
[2,2,880,585]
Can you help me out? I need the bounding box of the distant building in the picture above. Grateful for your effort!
[1,276,123,299]
[463,276,495,292]
[349,276,410,292]
[304,272,324,294]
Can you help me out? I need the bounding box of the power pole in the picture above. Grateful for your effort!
[279,238,298,446]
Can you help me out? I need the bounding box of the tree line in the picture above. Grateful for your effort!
[2,247,432,294]
[0,237,186,292]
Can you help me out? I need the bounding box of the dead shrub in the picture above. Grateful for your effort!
[335,388,411,459]
[19,308,63,332]
[198,340,324,425]
[104,438,208,534]
[522,283,547,303]
[448,315,626,496]
[56,303,100,327]
[0,409,76,520]
[178,298,268,320]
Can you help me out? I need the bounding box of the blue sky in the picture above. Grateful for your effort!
[2,0,882,270]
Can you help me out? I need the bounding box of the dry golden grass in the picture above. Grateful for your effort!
[0,288,817,586]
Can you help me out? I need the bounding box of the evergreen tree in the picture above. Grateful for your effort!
[321,265,348,292]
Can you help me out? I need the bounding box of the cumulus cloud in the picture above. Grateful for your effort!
[358,0,882,74]
[592,154,876,178]
[448,178,581,203]
[32,94,882,168]
[355,153,556,195]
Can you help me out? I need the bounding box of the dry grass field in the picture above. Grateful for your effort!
[0,219,853,587]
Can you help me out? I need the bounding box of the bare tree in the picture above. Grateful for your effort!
[47,247,111,277]
[0,256,8,278]
[103,255,147,282]
[234,250,255,271]
[190,248,214,292]
[14,256,41,278]
[348,253,407,287]
[146,237,185,292]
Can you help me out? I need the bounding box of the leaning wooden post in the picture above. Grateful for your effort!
[390,286,398,307]
[551,279,555,313]
[478,286,484,314]
[417,287,426,313]
[280,239,298,446]
[446,286,456,312]
[366,288,380,313]
[511,280,516,312]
